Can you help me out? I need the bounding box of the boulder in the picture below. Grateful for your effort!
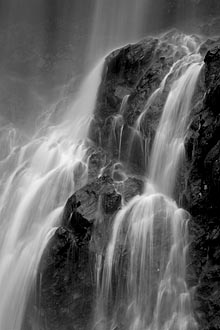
[37,33,220,330]
[183,45,220,330]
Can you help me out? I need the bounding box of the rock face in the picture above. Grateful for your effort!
[37,32,220,330]
[184,46,220,330]
[36,148,143,330]
[88,35,177,174]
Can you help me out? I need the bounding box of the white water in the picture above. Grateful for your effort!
[0,60,104,330]
[86,0,148,67]
[107,95,130,161]
[95,53,202,330]
[0,1,162,327]
[136,32,201,133]
[148,58,202,196]
[0,2,204,328]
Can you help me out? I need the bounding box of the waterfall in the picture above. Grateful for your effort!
[148,57,202,196]
[0,0,209,328]
[0,60,104,330]
[85,0,147,67]
[95,54,202,330]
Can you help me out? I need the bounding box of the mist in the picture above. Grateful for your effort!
[0,0,219,132]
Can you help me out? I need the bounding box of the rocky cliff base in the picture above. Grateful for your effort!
[26,31,220,330]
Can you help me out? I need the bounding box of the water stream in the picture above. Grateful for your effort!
[0,1,150,327]
[0,60,104,330]
[95,54,202,330]
[0,1,206,329]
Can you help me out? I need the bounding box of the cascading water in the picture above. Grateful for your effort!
[0,1,152,328]
[0,60,104,330]
[95,50,203,330]
[148,56,202,196]
[0,0,211,328]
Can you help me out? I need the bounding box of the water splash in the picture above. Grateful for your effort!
[0,60,104,330]
[95,52,202,330]
[97,194,197,330]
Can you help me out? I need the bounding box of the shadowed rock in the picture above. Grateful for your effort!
[35,34,220,330]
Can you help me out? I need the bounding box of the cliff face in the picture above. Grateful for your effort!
[185,46,220,329]
[36,32,220,330]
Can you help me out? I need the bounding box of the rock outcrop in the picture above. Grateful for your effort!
[184,46,220,330]
[37,32,220,330]
[36,147,143,330]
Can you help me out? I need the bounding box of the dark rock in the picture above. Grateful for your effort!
[36,173,123,330]
[199,37,220,57]
[36,35,220,330]
[182,44,220,330]
[102,192,121,214]
[118,176,144,202]
[88,36,175,174]
[89,37,220,330]
[37,227,82,330]
[87,148,108,182]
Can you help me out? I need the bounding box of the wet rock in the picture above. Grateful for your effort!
[87,148,109,182]
[37,35,220,330]
[199,37,220,57]
[88,36,175,174]
[37,227,81,330]
[118,176,144,202]
[102,192,121,214]
[38,171,123,329]
[88,36,220,330]
[182,44,220,330]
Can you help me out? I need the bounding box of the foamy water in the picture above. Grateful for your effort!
[95,45,202,330]
[0,59,104,330]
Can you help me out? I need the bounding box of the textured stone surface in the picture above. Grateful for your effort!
[37,33,220,330]
[88,36,175,174]
[183,46,220,330]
